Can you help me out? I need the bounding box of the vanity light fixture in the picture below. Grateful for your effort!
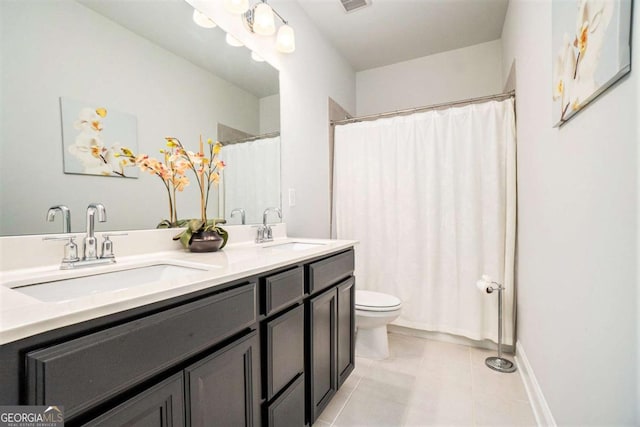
[225,33,244,47]
[251,51,265,62]
[192,9,217,28]
[224,0,249,15]
[276,24,295,53]
[243,1,295,53]
[252,2,276,35]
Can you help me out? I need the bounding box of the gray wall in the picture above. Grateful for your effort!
[502,0,638,424]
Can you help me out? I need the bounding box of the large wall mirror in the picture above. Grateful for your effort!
[0,0,280,236]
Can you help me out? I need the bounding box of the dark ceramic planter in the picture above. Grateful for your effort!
[189,230,224,253]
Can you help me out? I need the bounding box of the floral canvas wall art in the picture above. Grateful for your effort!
[552,0,632,127]
[60,97,139,177]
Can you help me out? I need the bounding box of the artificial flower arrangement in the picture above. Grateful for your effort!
[117,136,228,251]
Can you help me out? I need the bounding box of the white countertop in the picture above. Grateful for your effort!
[0,235,356,345]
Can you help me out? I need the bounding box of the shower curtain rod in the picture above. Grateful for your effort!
[331,90,515,125]
[222,131,280,145]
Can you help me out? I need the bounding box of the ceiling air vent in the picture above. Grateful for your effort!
[340,0,371,13]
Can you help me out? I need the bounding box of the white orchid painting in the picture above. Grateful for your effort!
[61,97,138,178]
[552,0,632,127]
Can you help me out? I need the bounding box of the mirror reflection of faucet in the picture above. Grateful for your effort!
[47,205,71,233]
[230,208,246,225]
[44,203,127,269]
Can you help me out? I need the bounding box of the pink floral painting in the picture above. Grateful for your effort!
[60,97,139,177]
[552,0,632,127]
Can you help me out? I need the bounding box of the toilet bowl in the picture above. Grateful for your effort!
[355,290,402,359]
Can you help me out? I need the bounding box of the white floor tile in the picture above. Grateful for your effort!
[315,332,535,427]
[333,391,408,427]
[473,397,537,426]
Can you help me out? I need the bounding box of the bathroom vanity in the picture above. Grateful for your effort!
[0,234,356,426]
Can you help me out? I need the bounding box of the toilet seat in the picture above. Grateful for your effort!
[355,290,402,312]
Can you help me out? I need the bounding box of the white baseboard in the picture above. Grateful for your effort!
[387,325,514,353]
[515,341,557,427]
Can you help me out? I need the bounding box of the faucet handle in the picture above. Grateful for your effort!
[100,233,127,259]
[255,225,266,243]
[44,235,80,263]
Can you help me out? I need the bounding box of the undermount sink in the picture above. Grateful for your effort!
[265,242,326,251]
[8,262,212,303]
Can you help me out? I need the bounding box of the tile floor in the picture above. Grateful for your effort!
[315,333,536,426]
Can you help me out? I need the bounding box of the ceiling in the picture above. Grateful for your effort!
[295,0,509,71]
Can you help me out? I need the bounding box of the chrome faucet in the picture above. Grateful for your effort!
[47,205,71,233]
[256,207,282,243]
[45,203,125,269]
[83,203,107,261]
[230,208,246,225]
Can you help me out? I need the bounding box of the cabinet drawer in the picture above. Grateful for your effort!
[266,374,305,427]
[26,283,257,420]
[83,373,185,427]
[307,250,354,294]
[265,305,304,400]
[263,267,304,316]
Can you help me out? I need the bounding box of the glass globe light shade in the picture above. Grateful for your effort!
[253,3,275,36]
[276,24,295,53]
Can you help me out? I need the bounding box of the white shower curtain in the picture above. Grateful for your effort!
[220,136,281,224]
[333,99,516,345]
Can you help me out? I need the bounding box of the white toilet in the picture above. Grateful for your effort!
[355,290,402,359]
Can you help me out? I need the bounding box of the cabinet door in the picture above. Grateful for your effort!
[337,277,355,388]
[83,374,184,427]
[307,288,337,424]
[185,331,261,427]
[265,304,304,400]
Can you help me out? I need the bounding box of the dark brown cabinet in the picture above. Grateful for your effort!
[337,277,356,388]
[306,251,355,425]
[25,283,257,420]
[265,374,305,427]
[83,374,185,427]
[307,288,338,423]
[1,248,356,427]
[264,305,304,400]
[261,265,306,427]
[185,331,261,427]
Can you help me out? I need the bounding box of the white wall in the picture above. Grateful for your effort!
[356,40,503,116]
[259,94,281,134]
[188,0,356,238]
[502,0,638,424]
[0,0,260,235]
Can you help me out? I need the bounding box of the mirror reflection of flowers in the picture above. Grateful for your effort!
[116,142,190,226]
[164,136,226,225]
[68,107,131,176]
[553,0,613,122]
